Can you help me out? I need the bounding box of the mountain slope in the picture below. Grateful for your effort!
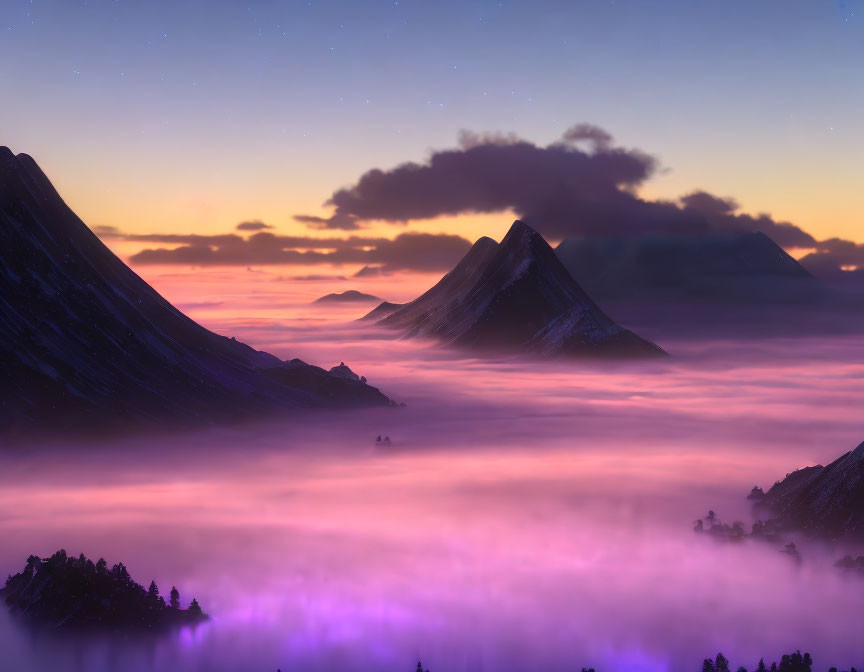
[378,221,664,358]
[0,146,392,434]
[360,301,405,321]
[758,441,864,541]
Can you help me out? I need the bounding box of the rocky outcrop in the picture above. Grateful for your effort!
[328,362,361,381]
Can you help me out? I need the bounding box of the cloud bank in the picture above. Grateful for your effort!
[121,229,471,273]
[236,220,273,231]
[799,238,864,278]
[105,123,862,281]
[295,124,817,249]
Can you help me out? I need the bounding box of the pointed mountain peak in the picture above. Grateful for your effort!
[378,218,665,358]
[507,219,538,235]
[499,220,553,258]
[502,219,543,242]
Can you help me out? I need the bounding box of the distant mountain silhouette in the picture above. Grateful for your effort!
[313,289,382,304]
[0,146,393,434]
[757,440,864,541]
[554,233,856,338]
[377,221,664,358]
[360,301,405,321]
[555,233,827,305]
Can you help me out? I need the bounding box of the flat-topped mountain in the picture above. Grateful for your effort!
[757,440,864,541]
[0,146,393,434]
[377,221,664,358]
[313,290,382,304]
[1,549,207,630]
[555,233,828,305]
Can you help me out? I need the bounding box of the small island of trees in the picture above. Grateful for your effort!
[1,549,208,630]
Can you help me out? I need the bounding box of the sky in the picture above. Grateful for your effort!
[1,0,863,251]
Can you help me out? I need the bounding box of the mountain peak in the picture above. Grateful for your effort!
[473,235,498,248]
[501,220,544,247]
[378,220,665,358]
[0,148,395,434]
[507,219,538,235]
[467,235,499,256]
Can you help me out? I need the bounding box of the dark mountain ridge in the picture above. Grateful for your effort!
[377,221,664,358]
[0,146,393,435]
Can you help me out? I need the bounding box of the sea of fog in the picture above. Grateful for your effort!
[2,268,864,672]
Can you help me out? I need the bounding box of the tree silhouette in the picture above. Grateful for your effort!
[2,549,206,629]
[716,653,730,672]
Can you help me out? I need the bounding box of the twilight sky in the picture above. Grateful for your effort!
[1,0,862,248]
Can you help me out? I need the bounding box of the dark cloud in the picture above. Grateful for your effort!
[811,238,864,266]
[96,123,852,278]
[293,213,361,231]
[124,230,471,273]
[283,274,349,282]
[558,123,614,151]
[330,131,654,227]
[678,191,816,248]
[236,220,273,231]
[799,238,864,282]
[679,191,738,217]
[296,124,818,249]
[353,265,388,278]
[92,224,122,238]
